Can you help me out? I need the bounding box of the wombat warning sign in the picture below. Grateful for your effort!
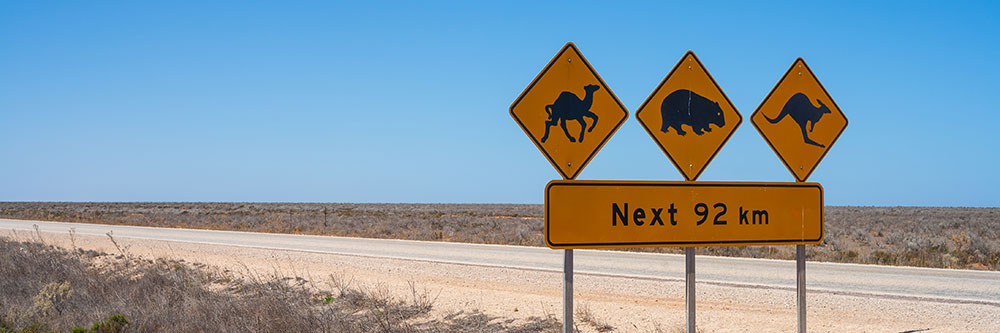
[636,51,742,181]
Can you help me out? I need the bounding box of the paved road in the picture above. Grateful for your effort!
[3,218,997,306]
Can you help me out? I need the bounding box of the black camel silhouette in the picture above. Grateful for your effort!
[540,84,600,143]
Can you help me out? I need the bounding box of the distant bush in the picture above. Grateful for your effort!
[65,314,128,333]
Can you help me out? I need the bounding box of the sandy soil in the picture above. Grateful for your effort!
[14,230,998,332]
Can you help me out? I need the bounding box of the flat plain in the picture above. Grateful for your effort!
[1,202,997,270]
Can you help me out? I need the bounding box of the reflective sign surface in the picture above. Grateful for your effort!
[545,180,823,249]
[510,43,628,180]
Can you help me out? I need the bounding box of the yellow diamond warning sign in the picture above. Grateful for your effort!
[636,51,742,181]
[510,42,628,180]
[751,58,848,182]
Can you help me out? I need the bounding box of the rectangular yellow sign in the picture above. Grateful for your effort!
[545,180,823,249]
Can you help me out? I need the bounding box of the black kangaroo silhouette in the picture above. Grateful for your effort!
[540,84,600,143]
[765,92,831,148]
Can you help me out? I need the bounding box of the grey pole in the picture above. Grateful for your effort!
[564,249,574,333]
[797,244,806,333]
[685,247,695,333]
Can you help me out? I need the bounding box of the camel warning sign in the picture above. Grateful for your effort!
[545,180,824,248]
[635,51,742,181]
[510,42,628,180]
[751,58,848,182]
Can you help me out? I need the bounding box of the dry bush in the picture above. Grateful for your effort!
[1,203,997,270]
[0,235,348,331]
[636,206,1000,270]
[0,236,560,332]
[818,206,1000,270]
[576,303,613,332]
[0,202,544,246]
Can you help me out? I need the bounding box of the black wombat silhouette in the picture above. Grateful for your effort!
[765,92,831,148]
[540,84,600,143]
[659,89,725,136]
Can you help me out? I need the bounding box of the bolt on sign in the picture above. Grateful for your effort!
[544,180,824,249]
[510,42,628,180]
[751,58,848,182]
[636,51,742,181]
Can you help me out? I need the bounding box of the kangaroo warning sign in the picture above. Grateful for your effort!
[510,42,628,180]
[751,58,848,182]
[635,51,742,181]
[545,180,824,249]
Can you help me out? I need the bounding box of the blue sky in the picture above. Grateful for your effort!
[1,1,998,206]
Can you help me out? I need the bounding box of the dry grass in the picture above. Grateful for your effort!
[702,206,1000,270]
[0,203,997,270]
[0,234,561,332]
[0,203,541,246]
[576,303,613,332]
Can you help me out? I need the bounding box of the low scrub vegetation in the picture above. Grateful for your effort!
[0,236,560,332]
[0,203,541,246]
[0,203,997,270]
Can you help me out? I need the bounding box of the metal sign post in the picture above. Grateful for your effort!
[685,248,696,333]
[564,249,574,333]
[797,245,806,333]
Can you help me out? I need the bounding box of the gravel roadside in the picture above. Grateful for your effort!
[11,229,997,332]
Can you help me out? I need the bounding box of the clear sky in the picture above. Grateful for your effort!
[1,1,998,206]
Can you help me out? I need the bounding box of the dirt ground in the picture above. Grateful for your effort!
[13,229,997,333]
